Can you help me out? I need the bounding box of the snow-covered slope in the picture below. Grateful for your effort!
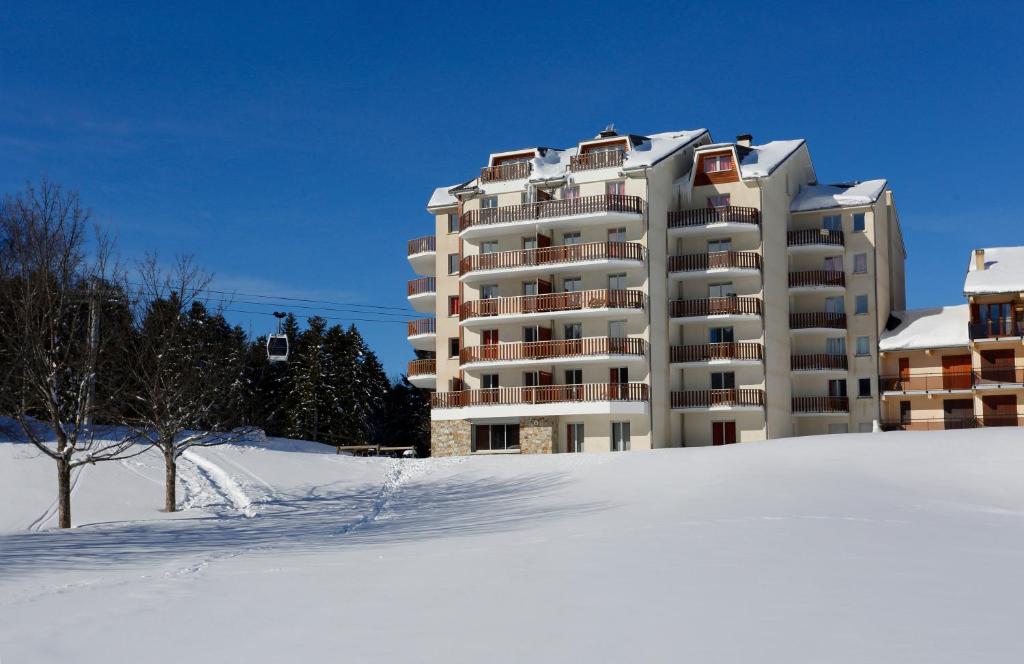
[2,430,1023,662]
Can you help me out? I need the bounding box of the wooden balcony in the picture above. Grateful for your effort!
[880,417,978,432]
[670,296,762,318]
[407,235,435,256]
[789,312,846,330]
[431,382,649,408]
[879,371,972,392]
[787,229,844,248]
[479,161,531,183]
[791,354,848,371]
[407,276,436,296]
[789,270,845,289]
[970,319,1024,339]
[671,389,765,409]
[460,194,645,232]
[973,367,1024,385]
[670,343,763,364]
[460,288,645,322]
[668,251,761,274]
[569,149,625,172]
[792,396,849,413]
[667,206,760,229]
[460,337,647,365]
[460,241,644,275]
[407,359,436,377]
[407,318,436,336]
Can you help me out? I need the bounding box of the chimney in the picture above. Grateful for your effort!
[736,134,753,147]
[597,123,618,139]
[973,248,986,271]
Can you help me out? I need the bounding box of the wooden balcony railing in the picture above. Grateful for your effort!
[461,288,645,321]
[460,337,647,364]
[787,229,844,247]
[670,343,763,363]
[407,359,436,377]
[479,161,531,183]
[407,318,436,336]
[973,367,1024,384]
[667,206,760,229]
[879,371,973,391]
[792,396,849,413]
[407,277,436,296]
[791,354,849,371]
[407,235,435,256]
[969,319,1024,339]
[880,417,979,432]
[789,270,846,288]
[670,296,762,318]
[460,194,645,231]
[569,149,625,171]
[430,382,649,408]
[671,389,765,409]
[668,251,762,273]
[789,312,846,329]
[460,241,644,275]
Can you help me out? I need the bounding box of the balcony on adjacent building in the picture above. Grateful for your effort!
[788,270,845,291]
[973,366,1024,388]
[668,251,761,279]
[407,277,436,313]
[459,194,645,238]
[671,389,765,410]
[789,312,847,331]
[792,396,849,414]
[787,229,844,252]
[970,318,1024,340]
[460,288,646,324]
[791,354,848,372]
[460,337,647,368]
[569,149,625,172]
[670,296,762,321]
[880,416,979,431]
[407,235,436,275]
[667,206,760,236]
[431,382,649,415]
[670,343,763,365]
[479,161,531,183]
[406,358,436,389]
[879,371,973,392]
[460,241,645,281]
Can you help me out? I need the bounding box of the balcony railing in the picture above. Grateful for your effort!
[670,343,763,363]
[407,277,436,296]
[667,206,760,229]
[460,194,645,231]
[791,354,848,371]
[460,288,645,321]
[792,396,849,413]
[407,318,436,336]
[880,417,979,432]
[668,251,762,273]
[789,270,846,288]
[787,229,844,247]
[569,149,625,171]
[431,382,649,408]
[671,389,765,409]
[479,161,531,183]
[670,296,762,318]
[407,235,435,256]
[789,312,846,330]
[970,319,1024,339]
[460,337,647,365]
[407,359,436,377]
[973,367,1024,385]
[879,371,973,391]
[460,241,644,275]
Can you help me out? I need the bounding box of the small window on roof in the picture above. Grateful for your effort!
[704,154,734,173]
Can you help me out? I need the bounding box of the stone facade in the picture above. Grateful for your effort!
[431,419,471,457]
[519,416,556,454]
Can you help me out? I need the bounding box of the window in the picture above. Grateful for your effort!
[447,213,459,234]
[856,336,870,356]
[563,276,582,292]
[855,294,869,315]
[826,337,846,355]
[608,320,627,338]
[711,372,736,390]
[564,322,582,340]
[858,378,871,398]
[853,253,868,274]
[522,236,538,250]
[566,423,584,453]
[482,374,499,389]
[481,196,498,209]
[448,295,460,317]
[562,185,580,200]
[448,337,459,358]
[823,255,844,272]
[523,371,539,387]
[563,232,582,245]
[523,326,539,343]
[481,329,499,345]
[712,421,737,445]
[610,367,628,384]
[480,241,498,254]
[707,238,731,253]
[900,400,911,424]
[710,326,734,343]
[611,421,631,452]
[447,253,459,274]
[853,213,865,232]
[608,273,627,290]
[828,379,847,397]
[822,215,842,231]
[825,296,845,314]
[481,284,499,299]
[606,181,626,196]
[607,227,626,243]
[703,154,733,173]
[473,424,520,452]
[707,194,731,208]
[522,281,537,296]
[565,369,583,384]
[708,282,736,298]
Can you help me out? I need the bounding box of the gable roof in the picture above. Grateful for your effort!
[964,246,1024,295]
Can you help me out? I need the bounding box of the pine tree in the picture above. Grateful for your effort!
[285,316,331,442]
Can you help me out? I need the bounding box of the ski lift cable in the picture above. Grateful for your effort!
[124,281,416,313]
[223,307,409,325]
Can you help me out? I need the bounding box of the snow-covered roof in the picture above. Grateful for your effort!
[528,147,576,183]
[879,305,970,351]
[623,129,708,170]
[427,185,459,210]
[791,180,888,213]
[738,140,805,178]
[964,246,1024,295]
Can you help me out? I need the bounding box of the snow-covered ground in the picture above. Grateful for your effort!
[2,429,1023,662]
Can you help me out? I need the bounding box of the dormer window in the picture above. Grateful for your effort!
[704,154,734,173]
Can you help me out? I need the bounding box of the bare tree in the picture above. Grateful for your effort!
[0,181,137,528]
[125,254,254,512]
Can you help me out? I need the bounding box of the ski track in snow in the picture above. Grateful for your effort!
[181,450,256,517]
[25,465,86,532]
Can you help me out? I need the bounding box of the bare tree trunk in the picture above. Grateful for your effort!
[164,448,177,513]
[57,458,72,529]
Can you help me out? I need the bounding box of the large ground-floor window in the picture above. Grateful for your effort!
[473,424,520,452]
[611,421,630,451]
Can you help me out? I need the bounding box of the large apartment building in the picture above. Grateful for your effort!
[879,246,1024,430]
[406,126,906,456]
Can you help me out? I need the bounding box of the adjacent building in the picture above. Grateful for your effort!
[407,126,907,455]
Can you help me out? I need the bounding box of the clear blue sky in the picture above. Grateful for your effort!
[2,1,1021,376]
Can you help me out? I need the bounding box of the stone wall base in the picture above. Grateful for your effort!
[431,420,471,457]
[519,416,556,454]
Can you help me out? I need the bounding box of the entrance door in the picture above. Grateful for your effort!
[566,423,584,453]
[899,400,911,426]
[982,395,1017,427]
[898,358,911,390]
[609,367,628,399]
[711,421,736,446]
[941,354,972,390]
